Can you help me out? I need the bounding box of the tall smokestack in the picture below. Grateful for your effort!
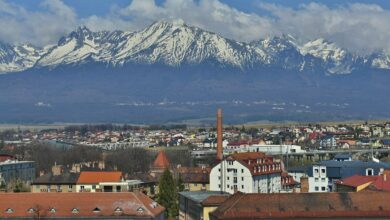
[217,108,223,161]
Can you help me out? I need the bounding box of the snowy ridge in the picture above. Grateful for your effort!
[0,21,389,74]
[0,43,45,73]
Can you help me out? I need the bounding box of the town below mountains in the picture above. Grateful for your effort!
[0,21,389,123]
[1,120,390,219]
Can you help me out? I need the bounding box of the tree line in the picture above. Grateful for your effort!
[0,142,194,177]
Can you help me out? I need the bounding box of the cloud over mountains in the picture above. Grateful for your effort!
[0,0,389,54]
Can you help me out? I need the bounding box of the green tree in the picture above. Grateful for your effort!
[177,174,185,192]
[157,169,178,218]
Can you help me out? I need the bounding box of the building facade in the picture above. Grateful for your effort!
[320,136,337,149]
[31,172,79,193]
[210,152,282,194]
[307,165,328,192]
[0,160,35,185]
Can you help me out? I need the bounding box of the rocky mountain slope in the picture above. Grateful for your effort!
[0,21,389,75]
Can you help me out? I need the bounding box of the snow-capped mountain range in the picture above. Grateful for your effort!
[0,20,389,74]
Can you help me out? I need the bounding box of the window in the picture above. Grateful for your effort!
[57,185,61,192]
[68,185,73,190]
[5,208,14,214]
[49,208,56,213]
[366,168,374,176]
[233,169,237,173]
[227,177,230,180]
[92,185,96,190]
[314,168,319,174]
[227,184,230,188]
[218,176,221,180]
[137,207,145,213]
[218,184,221,188]
[27,208,36,214]
[321,178,326,182]
[241,185,244,189]
[241,177,244,181]
[233,177,237,183]
[241,169,244,173]
[114,207,123,213]
[315,186,319,191]
[321,168,326,173]
[315,178,319,182]
[321,187,326,191]
[92,207,101,213]
[47,185,51,191]
[71,208,79,214]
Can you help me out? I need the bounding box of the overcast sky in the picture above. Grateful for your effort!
[0,0,389,54]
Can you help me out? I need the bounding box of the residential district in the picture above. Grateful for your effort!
[1,110,390,219]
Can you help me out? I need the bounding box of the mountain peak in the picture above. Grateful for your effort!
[70,25,94,39]
[0,20,389,74]
[76,25,92,34]
[151,19,187,28]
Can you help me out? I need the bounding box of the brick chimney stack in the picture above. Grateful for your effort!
[217,108,223,161]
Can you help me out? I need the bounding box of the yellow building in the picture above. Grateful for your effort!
[31,172,79,193]
[201,195,229,220]
[176,166,211,192]
[179,191,229,220]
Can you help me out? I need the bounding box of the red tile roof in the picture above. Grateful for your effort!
[176,167,211,183]
[229,152,266,161]
[201,195,230,206]
[226,152,281,176]
[371,175,390,191]
[281,173,296,187]
[0,154,16,162]
[336,174,377,188]
[210,192,390,219]
[0,192,164,218]
[153,151,170,169]
[336,174,390,191]
[77,171,122,184]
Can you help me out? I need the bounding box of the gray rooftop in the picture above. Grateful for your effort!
[179,191,229,203]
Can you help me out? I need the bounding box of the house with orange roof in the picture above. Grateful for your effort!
[336,171,390,192]
[76,171,125,192]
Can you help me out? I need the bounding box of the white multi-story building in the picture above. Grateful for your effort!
[308,165,328,192]
[210,152,282,194]
[320,136,337,149]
